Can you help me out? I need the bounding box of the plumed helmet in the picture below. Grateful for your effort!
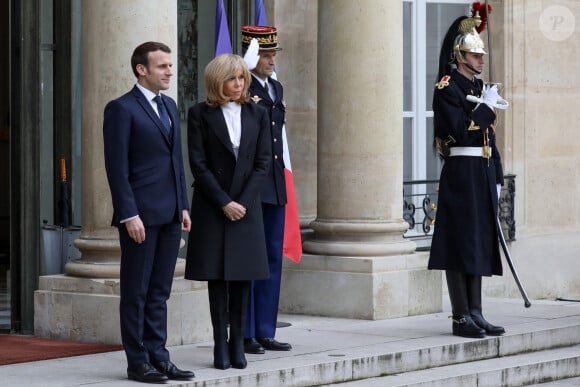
[453,16,487,57]
[436,2,492,80]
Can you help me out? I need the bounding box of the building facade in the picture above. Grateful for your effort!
[2,0,579,341]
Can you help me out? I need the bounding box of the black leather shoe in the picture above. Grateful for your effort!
[471,312,505,336]
[127,363,168,383]
[257,337,292,351]
[452,315,486,338]
[244,338,265,354]
[152,360,195,380]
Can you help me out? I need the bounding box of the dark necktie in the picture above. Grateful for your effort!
[153,95,171,134]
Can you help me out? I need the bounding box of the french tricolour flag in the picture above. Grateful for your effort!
[255,0,302,263]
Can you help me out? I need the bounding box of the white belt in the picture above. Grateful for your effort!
[449,146,492,158]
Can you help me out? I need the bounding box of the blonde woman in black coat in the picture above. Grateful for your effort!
[185,54,270,370]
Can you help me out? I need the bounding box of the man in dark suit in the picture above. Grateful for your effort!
[103,41,195,383]
[240,26,292,354]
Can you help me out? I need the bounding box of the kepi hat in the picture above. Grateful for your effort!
[242,26,282,51]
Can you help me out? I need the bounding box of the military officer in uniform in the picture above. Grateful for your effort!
[428,12,509,338]
[240,26,292,354]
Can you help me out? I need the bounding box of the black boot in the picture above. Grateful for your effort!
[208,281,231,370]
[467,275,505,336]
[451,315,486,338]
[446,271,485,338]
[228,281,250,369]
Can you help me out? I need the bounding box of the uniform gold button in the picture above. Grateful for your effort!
[272,122,275,126]
[273,138,277,142]
[274,155,278,159]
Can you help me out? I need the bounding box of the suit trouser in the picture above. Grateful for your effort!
[118,221,181,366]
[245,203,285,339]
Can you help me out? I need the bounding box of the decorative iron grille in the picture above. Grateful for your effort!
[403,174,516,249]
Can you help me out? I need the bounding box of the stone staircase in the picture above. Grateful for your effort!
[324,328,580,386]
[3,298,579,387]
[157,299,580,387]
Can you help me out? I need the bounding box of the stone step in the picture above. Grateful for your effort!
[324,344,580,386]
[528,376,580,386]
[158,316,580,387]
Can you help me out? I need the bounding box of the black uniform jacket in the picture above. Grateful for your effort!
[428,69,504,276]
[185,102,271,281]
[249,76,287,206]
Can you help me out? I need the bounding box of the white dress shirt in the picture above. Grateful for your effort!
[220,102,242,159]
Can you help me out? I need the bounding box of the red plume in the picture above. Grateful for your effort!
[471,1,492,33]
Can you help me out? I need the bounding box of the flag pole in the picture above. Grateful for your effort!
[485,0,493,82]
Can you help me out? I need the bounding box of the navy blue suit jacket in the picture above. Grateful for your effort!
[103,85,189,227]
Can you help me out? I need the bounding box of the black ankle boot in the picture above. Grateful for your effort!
[452,315,486,338]
[213,338,231,369]
[229,340,247,369]
[470,312,505,336]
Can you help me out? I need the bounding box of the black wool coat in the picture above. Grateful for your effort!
[185,102,271,281]
[428,69,504,276]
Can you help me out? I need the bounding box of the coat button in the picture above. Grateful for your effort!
[273,138,277,142]
[274,155,278,160]
[272,121,275,126]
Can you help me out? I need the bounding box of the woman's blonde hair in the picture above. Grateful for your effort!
[204,54,251,107]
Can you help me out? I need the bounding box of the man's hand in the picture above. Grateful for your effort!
[482,84,500,110]
[466,84,509,110]
[182,210,191,232]
[243,38,260,70]
[125,216,145,244]
[222,201,247,222]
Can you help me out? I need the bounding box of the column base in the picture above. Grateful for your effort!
[34,274,211,345]
[280,251,442,319]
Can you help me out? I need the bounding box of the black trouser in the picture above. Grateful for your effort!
[208,280,249,368]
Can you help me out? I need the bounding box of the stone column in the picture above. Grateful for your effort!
[270,0,318,227]
[35,1,211,344]
[66,0,182,278]
[280,0,441,319]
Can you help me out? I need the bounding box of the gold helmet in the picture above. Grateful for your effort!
[436,3,492,80]
[454,12,487,60]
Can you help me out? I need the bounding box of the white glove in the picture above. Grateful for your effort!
[466,84,509,110]
[243,38,260,70]
[483,85,500,110]
[496,184,502,199]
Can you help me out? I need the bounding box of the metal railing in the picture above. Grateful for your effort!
[403,174,516,250]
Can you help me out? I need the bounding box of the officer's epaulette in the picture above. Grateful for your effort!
[436,75,451,90]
